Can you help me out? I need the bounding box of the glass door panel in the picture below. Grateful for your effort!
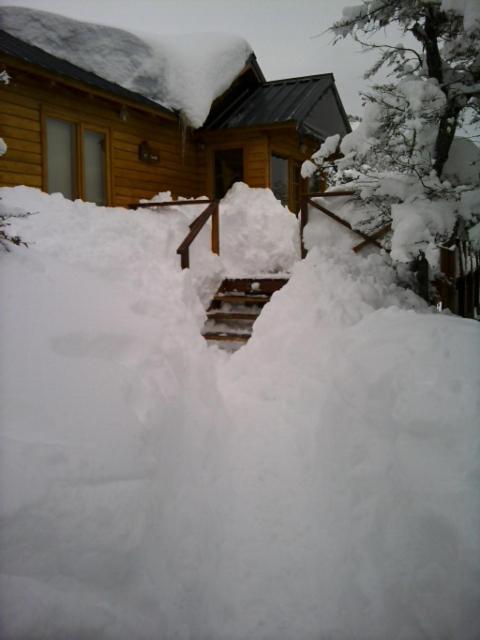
[46,117,76,199]
[83,129,106,205]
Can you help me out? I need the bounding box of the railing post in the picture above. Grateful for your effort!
[180,249,189,270]
[211,201,220,256]
[300,195,309,259]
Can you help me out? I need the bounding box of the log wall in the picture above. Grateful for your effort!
[0,59,203,207]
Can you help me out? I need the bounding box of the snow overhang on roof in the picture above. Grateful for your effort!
[0,5,253,128]
[0,28,175,118]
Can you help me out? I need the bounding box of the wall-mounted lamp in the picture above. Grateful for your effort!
[119,105,128,122]
[138,140,160,164]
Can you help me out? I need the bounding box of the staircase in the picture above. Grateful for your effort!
[203,278,288,349]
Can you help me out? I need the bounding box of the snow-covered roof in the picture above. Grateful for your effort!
[0,6,253,128]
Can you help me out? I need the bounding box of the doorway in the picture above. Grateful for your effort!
[214,148,244,199]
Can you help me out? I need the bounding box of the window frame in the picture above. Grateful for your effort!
[41,108,111,205]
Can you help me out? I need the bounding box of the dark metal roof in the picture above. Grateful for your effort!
[203,74,351,140]
[0,28,175,117]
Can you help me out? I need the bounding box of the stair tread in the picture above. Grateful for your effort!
[219,278,289,294]
[203,332,251,342]
[203,276,289,347]
[207,311,259,321]
[213,294,270,304]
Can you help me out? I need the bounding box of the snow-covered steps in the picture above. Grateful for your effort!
[203,277,288,349]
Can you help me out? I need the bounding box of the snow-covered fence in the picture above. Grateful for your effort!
[437,241,480,318]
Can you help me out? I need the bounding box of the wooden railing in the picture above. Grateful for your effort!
[130,199,219,269]
[300,191,391,258]
[176,200,219,269]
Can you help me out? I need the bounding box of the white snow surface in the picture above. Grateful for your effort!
[441,0,480,32]
[443,137,480,186]
[1,187,479,639]
[0,6,252,127]
[215,182,300,275]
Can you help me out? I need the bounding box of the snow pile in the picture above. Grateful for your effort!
[0,185,223,307]
[0,186,232,639]
[217,247,479,639]
[0,6,252,127]
[217,182,300,276]
[1,186,479,639]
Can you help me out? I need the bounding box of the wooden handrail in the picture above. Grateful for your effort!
[128,199,214,210]
[176,200,220,269]
[128,198,219,269]
[300,192,387,258]
[352,223,391,253]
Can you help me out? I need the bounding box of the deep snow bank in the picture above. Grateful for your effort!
[0,187,231,639]
[217,247,479,639]
[0,6,252,127]
[1,186,479,639]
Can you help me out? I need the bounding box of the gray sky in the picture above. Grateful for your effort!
[0,0,384,117]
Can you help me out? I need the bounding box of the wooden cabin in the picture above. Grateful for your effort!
[0,28,350,212]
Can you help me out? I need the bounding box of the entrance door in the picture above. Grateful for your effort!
[214,148,243,199]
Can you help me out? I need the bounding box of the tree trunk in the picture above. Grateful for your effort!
[414,6,457,178]
[433,106,460,177]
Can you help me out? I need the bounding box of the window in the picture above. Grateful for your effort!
[270,154,288,206]
[45,116,108,205]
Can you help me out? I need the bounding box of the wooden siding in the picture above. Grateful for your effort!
[0,60,203,205]
[0,58,320,211]
[199,128,270,198]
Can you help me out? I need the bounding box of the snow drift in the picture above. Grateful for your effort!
[1,186,479,639]
[0,6,252,127]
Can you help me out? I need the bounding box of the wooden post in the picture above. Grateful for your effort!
[180,249,189,270]
[211,201,220,256]
[300,196,309,259]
